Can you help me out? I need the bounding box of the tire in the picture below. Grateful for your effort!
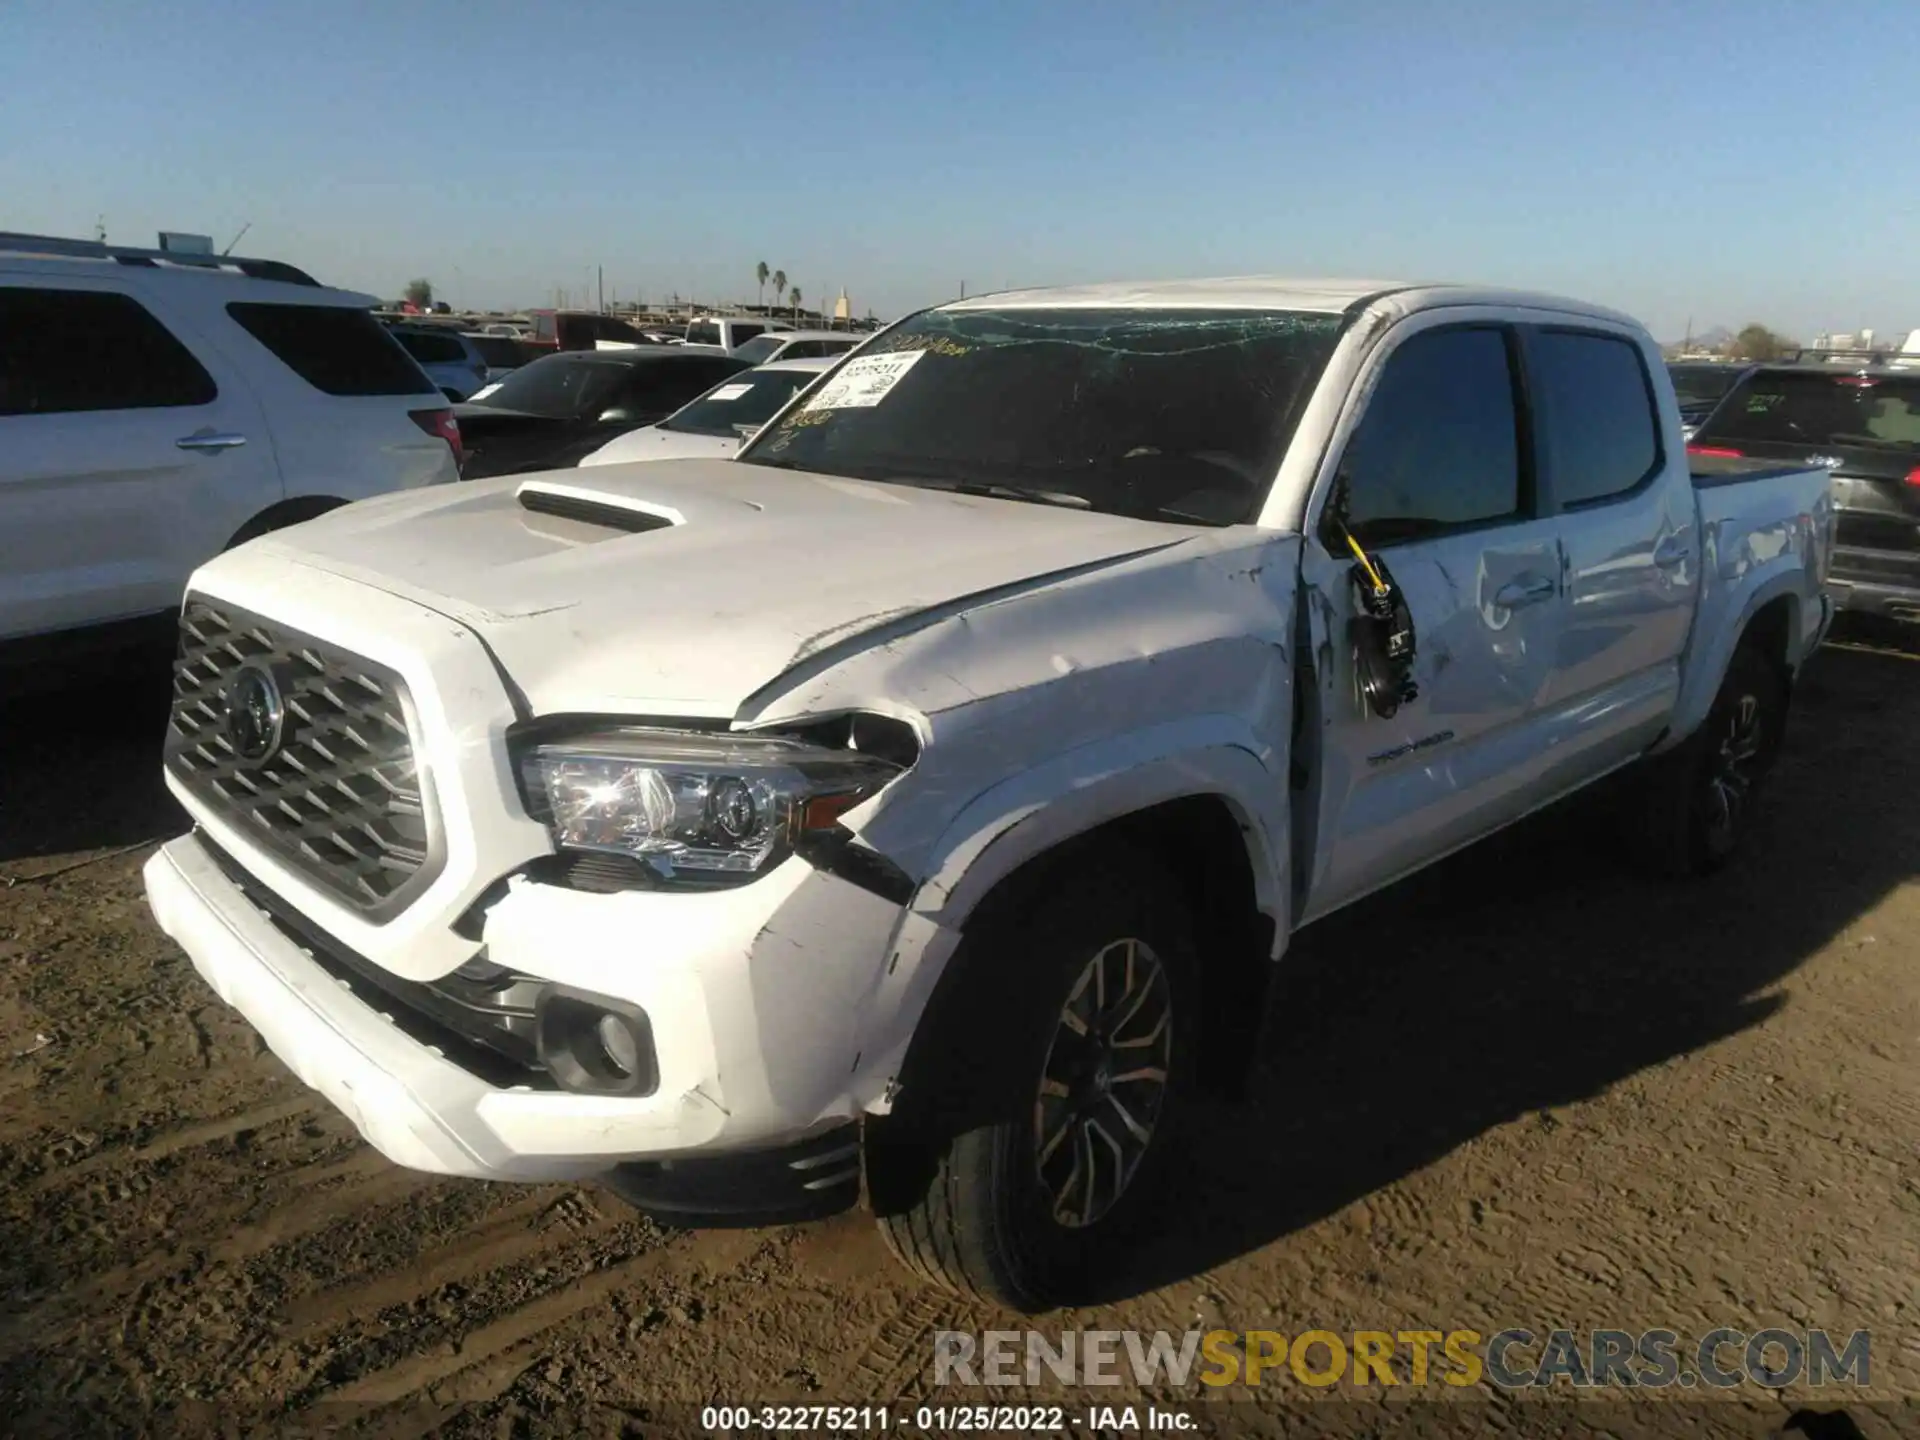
[867,848,1200,1311]
[1636,644,1787,878]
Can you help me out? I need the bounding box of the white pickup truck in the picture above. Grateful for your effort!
[143,278,1834,1311]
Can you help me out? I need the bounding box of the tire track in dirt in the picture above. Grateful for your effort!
[835,1286,973,1402]
[274,1188,609,1340]
[80,1176,600,1406]
[23,1095,321,1193]
[0,1151,415,1356]
[308,1225,770,1408]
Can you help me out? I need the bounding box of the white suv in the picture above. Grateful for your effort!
[0,232,462,676]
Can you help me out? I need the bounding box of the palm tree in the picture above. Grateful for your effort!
[772,270,787,312]
[788,286,802,321]
[756,261,769,310]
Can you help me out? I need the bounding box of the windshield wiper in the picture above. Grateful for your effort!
[734,460,1093,509]
[912,480,1092,510]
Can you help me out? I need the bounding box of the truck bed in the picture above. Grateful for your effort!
[1667,455,1834,744]
[1689,453,1820,489]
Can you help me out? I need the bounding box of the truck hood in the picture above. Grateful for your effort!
[577,424,742,466]
[254,460,1195,716]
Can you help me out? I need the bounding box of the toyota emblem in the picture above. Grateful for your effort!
[222,663,287,764]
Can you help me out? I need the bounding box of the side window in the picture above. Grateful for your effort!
[1337,326,1522,546]
[1529,330,1660,508]
[652,362,739,409]
[615,365,698,416]
[227,304,436,396]
[0,287,216,416]
[781,341,822,359]
[731,325,762,346]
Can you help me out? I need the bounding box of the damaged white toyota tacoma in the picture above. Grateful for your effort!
[144,279,1834,1310]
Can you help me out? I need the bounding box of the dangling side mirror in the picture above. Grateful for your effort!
[1326,475,1419,720]
[1349,551,1419,719]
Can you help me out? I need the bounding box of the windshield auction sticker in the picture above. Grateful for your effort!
[801,350,924,411]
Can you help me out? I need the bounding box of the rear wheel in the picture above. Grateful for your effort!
[1638,644,1787,877]
[868,850,1199,1311]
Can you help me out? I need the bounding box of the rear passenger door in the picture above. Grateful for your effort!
[1525,326,1696,778]
[220,301,455,503]
[1299,321,1567,921]
[0,280,277,643]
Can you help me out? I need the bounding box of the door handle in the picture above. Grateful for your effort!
[1493,575,1556,609]
[175,431,248,453]
[1653,535,1694,568]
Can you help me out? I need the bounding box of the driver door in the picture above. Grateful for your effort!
[1295,321,1568,922]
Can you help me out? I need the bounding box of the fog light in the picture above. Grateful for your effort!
[597,1012,641,1077]
[535,988,657,1097]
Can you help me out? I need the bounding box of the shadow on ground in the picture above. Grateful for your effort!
[0,659,182,869]
[1088,628,1920,1302]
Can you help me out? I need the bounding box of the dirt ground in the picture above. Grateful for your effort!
[0,622,1915,1439]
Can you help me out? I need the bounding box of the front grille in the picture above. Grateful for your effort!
[166,598,442,916]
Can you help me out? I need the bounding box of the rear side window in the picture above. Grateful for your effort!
[0,287,216,415]
[227,303,436,396]
[731,335,785,364]
[685,322,722,347]
[1339,326,1522,545]
[1700,371,1920,453]
[393,329,467,365]
[467,335,526,367]
[591,315,647,344]
[730,325,763,346]
[620,359,748,414]
[1529,331,1661,507]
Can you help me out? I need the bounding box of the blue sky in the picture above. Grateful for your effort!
[4,0,1916,340]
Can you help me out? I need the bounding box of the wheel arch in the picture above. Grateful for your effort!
[223,494,348,551]
[1667,578,1806,749]
[858,729,1289,1118]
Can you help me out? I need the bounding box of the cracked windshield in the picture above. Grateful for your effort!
[745,309,1345,524]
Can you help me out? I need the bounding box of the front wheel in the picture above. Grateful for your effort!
[867,851,1199,1311]
[1638,644,1788,877]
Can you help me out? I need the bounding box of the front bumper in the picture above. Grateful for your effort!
[143,829,906,1185]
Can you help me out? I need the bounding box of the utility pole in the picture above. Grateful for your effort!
[597,265,604,314]
[95,215,106,243]
[960,280,967,299]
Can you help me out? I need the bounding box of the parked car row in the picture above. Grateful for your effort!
[455,348,755,478]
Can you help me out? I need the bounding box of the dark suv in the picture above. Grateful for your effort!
[1689,365,1920,621]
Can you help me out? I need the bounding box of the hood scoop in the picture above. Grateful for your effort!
[516,478,684,534]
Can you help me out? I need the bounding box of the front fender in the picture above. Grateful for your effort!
[848,718,1289,1113]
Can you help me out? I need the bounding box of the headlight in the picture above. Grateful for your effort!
[518,727,903,884]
